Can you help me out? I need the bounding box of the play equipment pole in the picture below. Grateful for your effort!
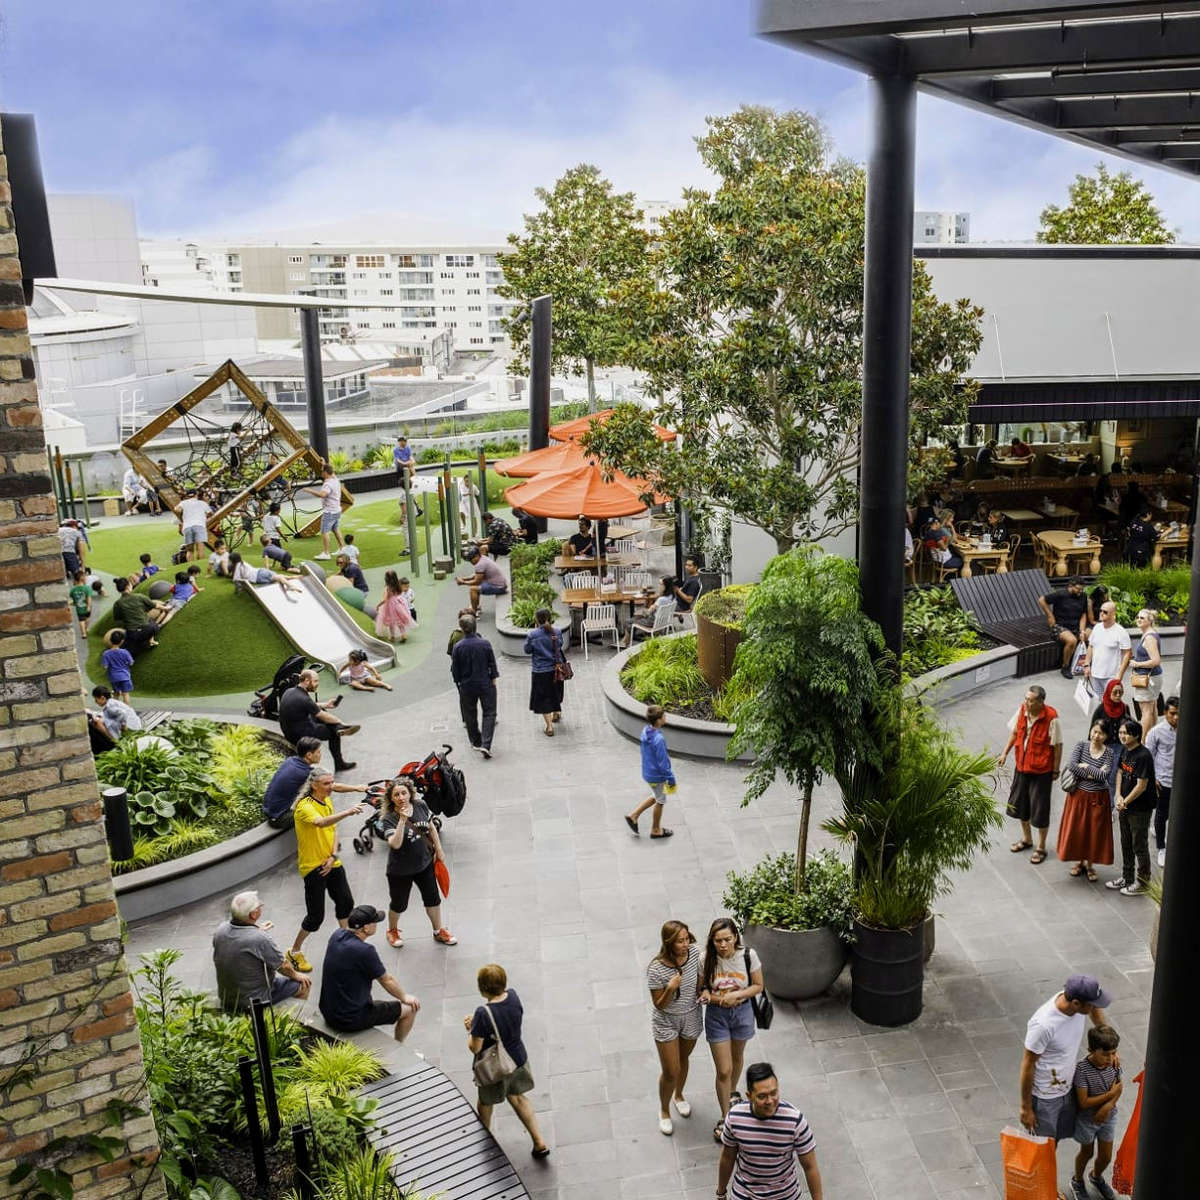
[448,472,462,560]
[423,504,434,574]
[404,474,419,577]
[77,460,91,527]
[436,477,448,556]
[299,308,329,463]
[64,460,77,521]
[477,449,487,535]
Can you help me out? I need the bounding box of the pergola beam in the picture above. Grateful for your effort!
[989,66,1200,100]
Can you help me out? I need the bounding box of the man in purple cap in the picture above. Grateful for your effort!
[1020,975,1114,1171]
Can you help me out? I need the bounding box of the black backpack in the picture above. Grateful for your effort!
[437,763,467,817]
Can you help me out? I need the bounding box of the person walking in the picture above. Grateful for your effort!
[646,919,703,1136]
[378,777,456,948]
[1105,719,1155,896]
[464,963,550,1159]
[523,608,565,736]
[450,615,499,759]
[1055,719,1115,883]
[625,705,677,840]
[278,668,361,772]
[1020,975,1113,1177]
[212,890,311,1012]
[1083,600,1131,700]
[303,463,344,559]
[1128,608,1163,739]
[1145,695,1178,868]
[701,919,764,1143]
[285,770,364,973]
[998,685,1062,864]
[319,906,420,1041]
[718,1063,824,1200]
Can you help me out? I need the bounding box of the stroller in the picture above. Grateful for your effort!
[351,743,466,853]
[248,654,322,720]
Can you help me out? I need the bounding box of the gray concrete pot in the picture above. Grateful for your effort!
[743,923,848,1001]
[923,912,936,964]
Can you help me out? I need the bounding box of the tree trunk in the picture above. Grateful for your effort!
[794,779,813,895]
[586,358,597,412]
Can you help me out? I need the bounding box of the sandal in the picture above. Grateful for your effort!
[1010,840,1033,853]
[650,828,674,840]
[1030,850,1047,864]
[1087,868,1098,882]
[713,1122,724,1143]
[1069,863,1084,877]
[386,929,403,948]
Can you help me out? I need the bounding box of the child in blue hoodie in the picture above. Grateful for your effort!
[625,704,676,840]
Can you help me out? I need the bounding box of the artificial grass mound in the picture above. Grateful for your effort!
[86,582,298,698]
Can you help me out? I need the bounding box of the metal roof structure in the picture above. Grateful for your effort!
[758,1,1200,177]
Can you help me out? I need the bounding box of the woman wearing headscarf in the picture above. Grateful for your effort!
[1091,679,1132,798]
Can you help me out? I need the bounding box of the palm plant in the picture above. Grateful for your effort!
[826,694,1000,929]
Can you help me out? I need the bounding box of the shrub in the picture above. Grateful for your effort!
[723,850,853,939]
[902,586,980,677]
[506,538,561,627]
[1097,563,1189,622]
[209,723,283,792]
[277,1041,385,1124]
[619,635,707,707]
[692,583,755,630]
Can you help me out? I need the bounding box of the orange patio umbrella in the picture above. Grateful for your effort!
[548,407,677,443]
[503,462,667,519]
[493,440,594,478]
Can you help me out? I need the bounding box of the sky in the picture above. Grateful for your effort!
[1,0,1197,244]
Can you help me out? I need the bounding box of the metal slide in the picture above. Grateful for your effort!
[243,564,396,674]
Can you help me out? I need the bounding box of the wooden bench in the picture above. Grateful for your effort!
[950,569,1061,677]
[139,710,172,732]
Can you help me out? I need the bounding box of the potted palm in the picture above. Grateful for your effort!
[724,549,883,999]
[827,695,999,1026]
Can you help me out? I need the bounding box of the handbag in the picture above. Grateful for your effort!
[743,948,774,1030]
[471,1002,517,1087]
[1000,1126,1058,1199]
[1059,764,1079,793]
[1131,671,1151,690]
[551,630,573,681]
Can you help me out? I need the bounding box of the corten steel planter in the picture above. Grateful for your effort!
[850,918,925,1027]
[696,610,743,692]
[743,923,848,1001]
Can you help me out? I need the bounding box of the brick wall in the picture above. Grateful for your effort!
[0,123,164,1198]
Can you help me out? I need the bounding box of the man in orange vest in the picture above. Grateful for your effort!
[998,685,1063,864]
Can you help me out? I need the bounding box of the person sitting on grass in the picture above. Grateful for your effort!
[456,547,507,614]
[338,648,393,692]
[260,534,300,573]
[185,564,204,593]
[340,533,360,564]
[69,568,92,637]
[336,553,369,594]
[101,630,135,704]
[262,502,285,547]
[167,570,198,611]
[111,577,170,648]
[207,538,231,577]
[133,552,160,586]
[229,551,302,599]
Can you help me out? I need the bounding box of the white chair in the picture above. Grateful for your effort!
[564,572,598,590]
[618,569,652,591]
[580,603,619,658]
[627,599,676,646]
[635,527,667,553]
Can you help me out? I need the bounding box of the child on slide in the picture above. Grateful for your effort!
[338,648,392,692]
[375,570,415,643]
[229,552,302,600]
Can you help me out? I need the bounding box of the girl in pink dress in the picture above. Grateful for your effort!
[376,569,416,642]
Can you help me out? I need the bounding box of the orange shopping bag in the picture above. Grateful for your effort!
[1112,1068,1144,1196]
[1000,1125,1058,1199]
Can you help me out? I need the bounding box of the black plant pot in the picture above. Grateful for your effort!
[849,917,925,1027]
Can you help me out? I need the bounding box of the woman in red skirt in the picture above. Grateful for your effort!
[1056,719,1116,881]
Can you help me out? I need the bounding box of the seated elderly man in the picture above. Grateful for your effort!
[212,890,311,1012]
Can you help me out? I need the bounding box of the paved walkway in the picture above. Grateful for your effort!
[126,637,1169,1199]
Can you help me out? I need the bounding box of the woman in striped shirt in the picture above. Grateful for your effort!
[646,919,704,1136]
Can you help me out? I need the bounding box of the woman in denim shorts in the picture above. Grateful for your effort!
[699,918,764,1142]
[646,919,703,1136]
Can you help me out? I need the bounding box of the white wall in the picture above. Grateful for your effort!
[46,195,143,310]
[105,295,258,376]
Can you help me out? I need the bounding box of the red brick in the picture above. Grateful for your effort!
[96,1156,141,1181]
[0,518,54,538]
[100,990,133,1017]
[69,802,103,825]
[0,1131,47,1161]
[0,608,66,632]
[71,1010,135,1044]
[18,495,57,517]
[1,851,70,881]
[50,901,117,933]
[0,988,18,1009]
[4,404,40,428]
[0,559,66,586]
[0,309,27,330]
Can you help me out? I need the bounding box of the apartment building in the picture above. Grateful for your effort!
[914,210,970,245]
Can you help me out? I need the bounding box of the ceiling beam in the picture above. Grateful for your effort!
[1158,142,1200,158]
[1046,93,1200,128]
[989,67,1200,100]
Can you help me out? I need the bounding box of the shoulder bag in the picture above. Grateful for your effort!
[1059,764,1079,793]
[471,1002,517,1087]
[743,948,774,1030]
[552,630,574,682]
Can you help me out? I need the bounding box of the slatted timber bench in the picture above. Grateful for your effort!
[950,568,1061,678]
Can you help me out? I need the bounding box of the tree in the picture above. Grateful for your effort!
[497,164,650,410]
[580,106,983,552]
[726,549,883,894]
[1038,162,1176,245]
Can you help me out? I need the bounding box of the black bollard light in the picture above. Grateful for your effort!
[249,999,280,1145]
[102,787,134,862]
[292,1123,315,1200]
[238,1055,269,1189]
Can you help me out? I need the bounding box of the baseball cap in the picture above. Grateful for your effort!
[347,905,385,930]
[1064,974,1112,1008]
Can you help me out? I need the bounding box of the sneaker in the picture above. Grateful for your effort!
[286,949,312,973]
[433,928,457,945]
[340,723,361,737]
[1060,666,1074,679]
[1089,1174,1117,1200]
[480,747,492,759]
[334,760,357,772]
[1157,848,1166,867]
[658,1116,673,1136]
[1120,881,1148,896]
[1104,878,1128,890]
[1069,1179,1088,1200]
[314,552,332,560]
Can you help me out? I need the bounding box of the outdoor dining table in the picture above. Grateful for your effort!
[997,507,1044,525]
[950,536,1010,579]
[1037,529,1102,577]
[560,585,655,632]
[1151,499,1189,520]
[994,457,1033,475]
[603,524,638,541]
[553,553,639,572]
[1038,503,1079,528]
[1152,525,1190,570]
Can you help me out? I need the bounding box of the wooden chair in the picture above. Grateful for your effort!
[931,549,961,583]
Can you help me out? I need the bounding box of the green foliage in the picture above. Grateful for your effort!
[506,538,561,627]
[902,586,980,677]
[1038,162,1176,245]
[95,738,173,795]
[692,583,755,630]
[826,696,1000,929]
[209,723,283,792]
[159,718,218,756]
[277,1041,385,1125]
[727,549,885,890]
[619,634,707,708]
[1097,563,1189,623]
[723,850,852,938]
[361,444,394,470]
[292,1147,422,1200]
[580,106,983,550]
[499,164,651,402]
[111,822,218,874]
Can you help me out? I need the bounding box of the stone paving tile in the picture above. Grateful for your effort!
[126,647,1170,1198]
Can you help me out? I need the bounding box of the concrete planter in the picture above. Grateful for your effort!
[743,923,848,1001]
[494,609,572,659]
[923,912,936,964]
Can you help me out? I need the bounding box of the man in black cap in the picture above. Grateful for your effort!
[318,905,421,1041]
[1020,975,1114,1164]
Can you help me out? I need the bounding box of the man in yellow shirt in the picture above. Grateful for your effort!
[286,770,365,973]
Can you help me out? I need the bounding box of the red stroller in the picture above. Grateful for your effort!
[351,744,466,853]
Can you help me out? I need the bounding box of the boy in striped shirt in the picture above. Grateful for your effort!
[718,1062,823,1200]
[1070,1025,1122,1200]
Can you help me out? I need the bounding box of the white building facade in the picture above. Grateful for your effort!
[914,210,970,245]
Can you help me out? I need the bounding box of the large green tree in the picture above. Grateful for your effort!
[1038,162,1176,245]
[497,164,650,410]
[581,106,983,552]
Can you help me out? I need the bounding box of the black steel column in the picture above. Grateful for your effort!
[300,307,329,463]
[1134,567,1198,1195]
[528,295,552,532]
[858,74,916,660]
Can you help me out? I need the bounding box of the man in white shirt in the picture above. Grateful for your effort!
[303,465,344,559]
[1083,601,1131,700]
[177,490,213,563]
[1021,975,1113,1159]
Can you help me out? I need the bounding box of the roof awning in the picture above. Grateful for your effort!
[968,377,1200,423]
